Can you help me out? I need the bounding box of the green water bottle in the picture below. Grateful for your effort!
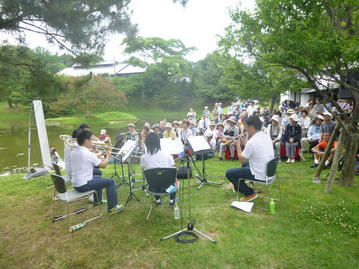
[69,222,85,232]
[269,199,275,214]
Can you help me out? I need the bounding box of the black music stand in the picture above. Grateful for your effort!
[160,147,216,243]
[186,136,223,190]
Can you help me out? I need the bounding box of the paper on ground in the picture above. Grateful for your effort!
[231,201,254,212]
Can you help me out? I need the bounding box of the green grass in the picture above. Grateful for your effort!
[46,111,137,129]
[1,153,358,268]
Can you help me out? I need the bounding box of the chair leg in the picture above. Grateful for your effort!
[236,180,240,201]
[146,206,153,220]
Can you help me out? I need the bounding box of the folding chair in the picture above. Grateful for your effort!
[52,162,70,182]
[236,158,281,210]
[143,167,177,220]
[51,174,102,232]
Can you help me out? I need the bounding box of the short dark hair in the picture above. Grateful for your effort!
[77,130,92,146]
[244,116,262,130]
[183,120,190,127]
[145,132,161,155]
[301,110,308,116]
[72,128,82,138]
[79,123,90,130]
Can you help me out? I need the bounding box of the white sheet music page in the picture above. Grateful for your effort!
[187,136,211,153]
[231,201,254,213]
[160,138,184,155]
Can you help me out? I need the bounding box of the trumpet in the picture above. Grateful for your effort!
[221,133,248,146]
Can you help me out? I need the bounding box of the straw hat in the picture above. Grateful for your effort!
[289,114,299,122]
[286,109,295,114]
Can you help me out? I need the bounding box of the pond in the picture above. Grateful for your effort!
[0,124,131,176]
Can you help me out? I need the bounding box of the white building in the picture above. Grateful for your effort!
[57,61,145,77]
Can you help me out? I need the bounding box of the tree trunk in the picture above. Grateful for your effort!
[269,95,276,114]
[8,100,13,108]
[339,130,358,186]
[313,125,340,182]
[325,130,344,193]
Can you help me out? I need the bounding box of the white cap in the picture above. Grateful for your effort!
[100,129,106,135]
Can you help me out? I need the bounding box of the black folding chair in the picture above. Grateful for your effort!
[143,167,177,220]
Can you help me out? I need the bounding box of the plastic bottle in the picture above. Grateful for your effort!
[69,222,85,232]
[174,202,180,220]
[269,199,275,214]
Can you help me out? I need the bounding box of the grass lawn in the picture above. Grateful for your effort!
[0,153,358,268]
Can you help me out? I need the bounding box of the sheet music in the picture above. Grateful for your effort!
[117,140,138,161]
[160,138,184,155]
[231,201,254,213]
[186,136,211,153]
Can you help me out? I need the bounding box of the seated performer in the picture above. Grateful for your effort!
[310,132,337,168]
[140,132,176,206]
[225,116,274,201]
[219,116,239,161]
[71,130,124,214]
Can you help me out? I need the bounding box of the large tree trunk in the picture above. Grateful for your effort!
[269,95,276,114]
[339,130,357,186]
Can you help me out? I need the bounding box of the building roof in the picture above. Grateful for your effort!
[57,61,145,77]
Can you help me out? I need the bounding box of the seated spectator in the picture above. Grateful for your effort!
[299,110,311,138]
[310,132,337,168]
[320,111,336,141]
[98,129,111,144]
[283,114,302,163]
[219,116,239,161]
[301,115,323,153]
[204,121,217,150]
[265,115,282,162]
[163,123,177,139]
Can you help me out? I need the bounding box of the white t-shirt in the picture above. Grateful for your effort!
[140,150,174,170]
[64,141,78,180]
[71,146,101,187]
[242,131,274,181]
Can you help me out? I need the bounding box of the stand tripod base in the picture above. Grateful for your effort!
[160,222,217,244]
[195,174,223,190]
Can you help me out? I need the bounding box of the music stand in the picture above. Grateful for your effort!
[160,146,216,243]
[186,136,223,190]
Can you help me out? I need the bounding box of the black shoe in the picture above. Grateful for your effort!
[218,157,223,161]
[310,163,319,168]
[230,157,234,161]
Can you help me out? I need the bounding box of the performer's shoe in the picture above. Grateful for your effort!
[108,204,124,215]
[169,199,176,207]
[93,200,107,207]
[154,198,162,205]
[229,183,236,193]
[240,193,258,202]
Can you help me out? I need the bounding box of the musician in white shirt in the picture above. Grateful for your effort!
[225,116,274,202]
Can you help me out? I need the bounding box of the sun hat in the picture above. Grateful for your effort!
[286,108,295,114]
[227,116,237,123]
[315,115,324,121]
[128,123,135,127]
[209,121,216,126]
[289,114,299,122]
[271,115,280,123]
[165,123,172,128]
[323,111,332,117]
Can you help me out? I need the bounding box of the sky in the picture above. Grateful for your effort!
[0,0,255,62]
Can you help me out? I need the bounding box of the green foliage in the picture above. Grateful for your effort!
[192,52,232,105]
[0,0,136,58]
[50,75,127,116]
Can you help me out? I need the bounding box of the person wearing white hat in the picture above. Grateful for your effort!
[219,116,239,160]
[265,115,282,161]
[319,111,336,141]
[127,123,139,142]
[98,129,111,145]
[163,123,177,139]
[283,114,302,163]
[204,121,217,150]
[301,115,323,153]
[281,108,296,132]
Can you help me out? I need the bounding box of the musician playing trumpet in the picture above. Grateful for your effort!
[218,116,239,161]
[225,116,274,202]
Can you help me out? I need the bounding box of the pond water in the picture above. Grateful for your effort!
[0,125,130,175]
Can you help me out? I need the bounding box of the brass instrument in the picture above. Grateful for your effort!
[221,133,248,146]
